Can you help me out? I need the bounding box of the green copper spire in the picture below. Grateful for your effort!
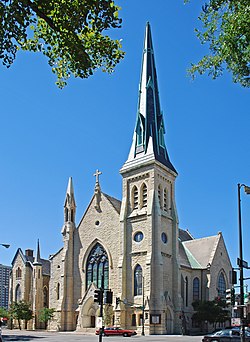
[125,22,177,173]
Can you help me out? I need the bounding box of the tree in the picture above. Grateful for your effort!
[0,307,9,319]
[192,297,230,330]
[38,307,55,329]
[9,301,33,330]
[186,0,250,87]
[103,304,114,327]
[0,0,125,88]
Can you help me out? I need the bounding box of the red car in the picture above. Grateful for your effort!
[96,327,137,337]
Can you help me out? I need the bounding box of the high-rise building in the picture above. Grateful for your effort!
[0,264,11,309]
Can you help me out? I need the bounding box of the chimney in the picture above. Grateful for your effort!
[25,249,34,257]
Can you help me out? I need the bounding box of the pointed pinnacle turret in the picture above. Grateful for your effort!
[124,22,177,174]
[64,177,76,209]
[33,239,42,265]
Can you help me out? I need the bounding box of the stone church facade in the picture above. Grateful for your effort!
[10,23,233,335]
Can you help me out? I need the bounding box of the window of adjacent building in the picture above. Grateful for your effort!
[132,186,139,210]
[43,287,48,307]
[134,232,144,243]
[218,272,226,298]
[134,264,142,296]
[185,276,188,307]
[193,277,200,301]
[16,267,22,279]
[86,243,109,290]
[15,284,21,302]
[141,183,147,208]
[163,188,168,211]
[57,283,60,300]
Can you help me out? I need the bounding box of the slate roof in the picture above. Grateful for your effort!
[103,193,122,214]
[183,234,220,269]
[179,228,194,242]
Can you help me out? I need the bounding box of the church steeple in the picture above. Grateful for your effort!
[33,239,42,265]
[124,22,176,174]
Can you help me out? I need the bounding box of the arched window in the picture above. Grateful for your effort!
[163,188,168,211]
[185,276,188,307]
[86,243,109,290]
[43,287,48,307]
[15,284,21,302]
[181,275,184,302]
[136,125,143,146]
[16,267,22,279]
[193,277,200,301]
[134,264,142,296]
[158,185,162,209]
[57,283,60,300]
[141,183,147,208]
[132,186,139,210]
[218,272,226,298]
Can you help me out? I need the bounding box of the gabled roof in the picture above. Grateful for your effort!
[183,234,220,269]
[103,193,121,214]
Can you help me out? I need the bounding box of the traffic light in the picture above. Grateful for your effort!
[226,288,235,305]
[105,290,113,304]
[94,289,103,305]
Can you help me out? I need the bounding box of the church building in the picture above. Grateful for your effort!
[10,23,233,335]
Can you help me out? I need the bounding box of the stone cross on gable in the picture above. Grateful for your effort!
[93,169,102,184]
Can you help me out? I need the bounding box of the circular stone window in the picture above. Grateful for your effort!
[161,232,168,244]
[134,231,144,242]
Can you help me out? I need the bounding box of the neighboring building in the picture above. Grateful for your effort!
[10,23,233,334]
[0,264,11,309]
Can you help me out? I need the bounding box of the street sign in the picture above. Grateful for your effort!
[96,317,103,328]
[231,318,241,326]
[237,258,248,268]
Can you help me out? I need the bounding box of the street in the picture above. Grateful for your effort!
[1,329,204,342]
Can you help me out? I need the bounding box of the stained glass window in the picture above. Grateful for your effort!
[134,264,142,296]
[86,243,109,290]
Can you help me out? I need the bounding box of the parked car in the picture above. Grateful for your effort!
[202,328,250,341]
[96,327,137,337]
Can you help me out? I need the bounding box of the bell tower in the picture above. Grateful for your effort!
[119,22,180,334]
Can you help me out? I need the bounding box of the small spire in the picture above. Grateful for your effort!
[33,239,42,265]
[124,22,177,174]
[64,177,76,209]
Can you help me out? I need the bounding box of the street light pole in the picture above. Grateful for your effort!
[237,183,250,342]
[142,276,145,336]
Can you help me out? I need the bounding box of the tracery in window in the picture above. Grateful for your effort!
[193,277,200,301]
[134,264,142,296]
[141,183,147,208]
[218,272,226,298]
[86,243,109,290]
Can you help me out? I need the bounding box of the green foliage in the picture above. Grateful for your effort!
[104,304,113,327]
[185,0,250,87]
[9,301,33,329]
[39,307,55,329]
[0,0,125,88]
[0,307,9,319]
[192,297,230,329]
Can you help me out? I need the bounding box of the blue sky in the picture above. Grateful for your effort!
[0,1,250,286]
